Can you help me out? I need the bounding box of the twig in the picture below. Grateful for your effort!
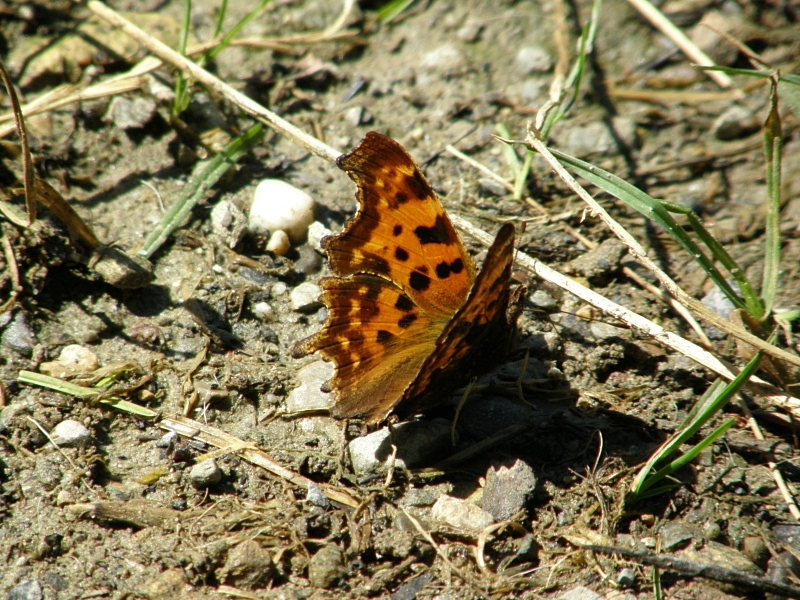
[625,0,733,89]
[0,59,35,223]
[583,544,800,597]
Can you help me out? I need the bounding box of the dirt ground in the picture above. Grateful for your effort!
[2,0,800,598]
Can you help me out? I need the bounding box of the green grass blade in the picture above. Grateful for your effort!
[550,148,750,312]
[172,0,193,116]
[206,0,271,61]
[762,80,783,317]
[378,0,417,23]
[631,351,763,499]
[138,124,263,259]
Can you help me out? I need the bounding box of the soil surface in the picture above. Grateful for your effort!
[1,1,800,599]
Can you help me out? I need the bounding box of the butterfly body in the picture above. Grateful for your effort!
[292,132,524,424]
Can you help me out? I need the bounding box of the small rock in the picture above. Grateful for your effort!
[478,177,508,196]
[681,541,762,575]
[530,290,557,310]
[249,179,315,242]
[252,301,276,321]
[712,106,760,141]
[34,456,62,491]
[285,360,335,415]
[420,44,467,75]
[457,21,483,43]
[2,311,38,355]
[40,344,99,378]
[271,281,288,297]
[51,420,91,447]
[348,419,452,478]
[558,586,603,600]
[307,481,331,509]
[266,229,291,256]
[458,396,535,440]
[290,282,323,312]
[7,580,43,600]
[143,568,192,600]
[482,459,537,521]
[701,284,738,341]
[590,320,628,340]
[210,200,247,248]
[430,495,495,535]
[742,536,769,569]
[90,247,154,289]
[220,539,273,589]
[659,521,703,550]
[189,459,222,488]
[307,221,332,252]
[617,567,636,587]
[156,431,177,448]
[514,45,553,75]
[294,245,323,275]
[308,544,345,588]
[344,105,364,128]
[55,489,75,507]
[766,551,800,584]
[564,238,626,280]
[103,96,157,130]
[560,121,616,157]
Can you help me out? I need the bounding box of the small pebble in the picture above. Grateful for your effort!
[156,431,177,448]
[266,230,291,255]
[285,360,335,415]
[271,282,288,297]
[103,96,157,130]
[189,459,222,488]
[514,45,553,75]
[617,567,636,587]
[40,344,99,378]
[344,106,365,128]
[482,459,537,521]
[294,245,323,275]
[210,200,247,248]
[252,301,276,321]
[307,221,332,252]
[220,540,273,589]
[307,481,331,509]
[457,20,483,43]
[1,311,38,355]
[420,44,467,75]
[712,106,760,141]
[249,179,315,242]
[348,419,452,478]
[51,420,91,447]
[290,282,323,312]
[6,579,42,600]
[308,544,345,588]
[430,495,495,535]
[478,177,507,196]
[530,290,557,309]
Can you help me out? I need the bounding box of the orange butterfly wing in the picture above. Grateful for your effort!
[292,132,523,423]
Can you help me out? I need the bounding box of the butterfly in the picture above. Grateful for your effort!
[292,132,525,424]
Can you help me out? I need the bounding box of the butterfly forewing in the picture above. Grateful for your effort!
[328,132,477,319]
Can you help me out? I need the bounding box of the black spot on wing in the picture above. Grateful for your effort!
[398,313,417,328]
[450,258,464,274]
[362,252,390,275]
[406,170,432,200]
[395,247,409,261]
[394,294,414,312]
[414,215,454,245]
[409,271,431,291]
[393,224,403,236]
[376,330,394,344]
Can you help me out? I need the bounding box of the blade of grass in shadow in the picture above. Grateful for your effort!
[762,78,782,317]
[172,0,193,117]
[495,123,533,201]
[137,123,263,259]
[549,147,759,316]
[204,0,271,62]
[17,371,157,418]
[630,351,763,499]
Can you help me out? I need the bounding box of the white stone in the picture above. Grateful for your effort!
[252,301,276,321]
[51,420,91,447]
[307,221,332,253]
[271,282,288,297]
[249,179,315,242]
[40,344,99,378]
[285,360,335,415]
[189,459,222,488]
[290,282,323,312]
[514,45,553,75]
[430,495,495,534]
[266,229,291,255]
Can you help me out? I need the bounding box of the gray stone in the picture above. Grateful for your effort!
[478,177,508,196]
[104,96,157,130]
[420,44,467,76]
[308,544,344,588]
[514,45,553,75]
[348,419,452,478]
[285,360,335,415]
[558,586,603,600]
[51,420,91,447]
[482,459,537,521]
[189,459,222,488]
[293,245,323,275]
[681,541,762,575]
[617,567,636,587]
[290,282,323,312]
[659,520,703,550]
[306,481,331,509]
[530,290,557,309]
[7,580,43,600]
[712,106,760,141]
[220,539,273,589]
[2,312,37,355]
[430,495,494,535]
[210,200,247,248]
[457,21,483,43]
[565,238,626,280]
